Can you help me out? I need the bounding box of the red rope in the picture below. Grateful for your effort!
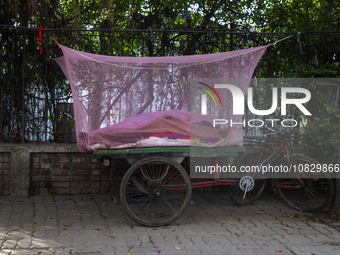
[37,27,45,54]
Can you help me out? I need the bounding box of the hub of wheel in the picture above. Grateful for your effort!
[239,176,255,192]
[154,189,161,196]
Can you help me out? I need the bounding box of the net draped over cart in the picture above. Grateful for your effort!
[54,45,267,152]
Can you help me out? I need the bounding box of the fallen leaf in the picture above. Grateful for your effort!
[73,213,81,216]
[8,231,12,233]
[152,228,157,230]
[68,234,70,236]
[275,250,283,252]
[108,246,112,248]
[128,253,131,255]
[263,244,269,246]
[284,227,288,231]
[257,211,267,214]
[60,205,64,207]
[253,235,258,237]
[331,214,337,218]
[242,243,246,245]
[221,223,225,227]
[175,247,181,250]
[63,224,70,227]
[294,217,299,221]
[128,246,133,249]
[296,225,301,229]
[238,217,242,221]
[314,218,319,221]
[262,235,270,237]
[47,217,53,219]
[109,235,115,238]
[155,250,160,253]
[235,233,242,236]
[231,224,237,226]
[214,208,216,210]
[287,214,295,219]
[73,228,77,231]
[283,214,287,218]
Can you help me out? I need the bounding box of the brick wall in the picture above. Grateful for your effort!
[0,152,10,195]
[30,153,122,195]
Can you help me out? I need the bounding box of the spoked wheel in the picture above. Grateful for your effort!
[273,156,335,213]
[228,150,268,205]
[120,157,191,227]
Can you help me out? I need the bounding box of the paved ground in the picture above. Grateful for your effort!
[0,191,340,255]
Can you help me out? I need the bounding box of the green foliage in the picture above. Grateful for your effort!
[291,63,340,163]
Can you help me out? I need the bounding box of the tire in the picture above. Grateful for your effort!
[273,156,335,213]
[228,150,269,205]
[120,157,192,227]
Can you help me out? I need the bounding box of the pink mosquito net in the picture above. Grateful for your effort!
[54,44,267,152]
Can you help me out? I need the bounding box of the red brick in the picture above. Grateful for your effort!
[40,181,51,188]
[72,169,90,175]
[91,176,100,182]
[51,182,70,188]
[101,176,110,181]
[32,162,40,168]
[50,187,70,194]
[102,169,110,176]
[101,181,110,187]
[39,176,50,181]
[41,157,50,163]
[32,176,40,182]
[72,157,90,163]
[51,156,71,163]
[32,181,39,188]
[72,163,91,170]
[51,169,70,175]
[91,163,100,169]
[32,156,40,163]
[70,187,91,194]
[89,187,100,193]
[2,163,10,169]
[72,176,90,182]
[91,170,100,175]
[51,176,70,181]
[91,182,100,188]
[71,181,90,187]
[51,163,70,169]
[3,155,10,162]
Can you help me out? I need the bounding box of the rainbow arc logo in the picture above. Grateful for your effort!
[196,82,222,106]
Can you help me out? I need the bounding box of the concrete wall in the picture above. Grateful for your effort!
[0,143,128,197]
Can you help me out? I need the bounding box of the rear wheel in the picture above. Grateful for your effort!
[273,156,334,213]
[228,150,269,205]
[120,157,191,227]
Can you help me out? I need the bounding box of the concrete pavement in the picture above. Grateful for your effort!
[1,191,340,255]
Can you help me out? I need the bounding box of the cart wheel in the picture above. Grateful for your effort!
[120,157,191,227]
[228,150,268,205]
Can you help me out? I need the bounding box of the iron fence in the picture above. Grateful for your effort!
[1,28,340,142]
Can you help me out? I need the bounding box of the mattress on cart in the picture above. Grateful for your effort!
[77,110,242,151]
